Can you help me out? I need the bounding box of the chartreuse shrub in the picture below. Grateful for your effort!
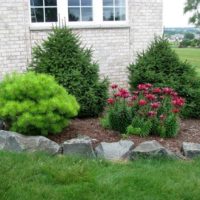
[0,72,79,136]
[128,37,200,118]
[101,83,184,137]
[29,26,108,117]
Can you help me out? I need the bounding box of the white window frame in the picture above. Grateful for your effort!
[29,0,129,29]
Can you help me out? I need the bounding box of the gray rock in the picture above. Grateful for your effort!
[182,142,200,158]
[0,130,60,155]
[131,140,176,159]
[63,137,95,158]
[95,140,134,161]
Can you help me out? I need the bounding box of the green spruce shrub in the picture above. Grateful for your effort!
[29,26,108,117]
[128,37,200,118]
[0,72,79,136]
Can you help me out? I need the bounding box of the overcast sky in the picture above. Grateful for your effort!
[163,0,194,27]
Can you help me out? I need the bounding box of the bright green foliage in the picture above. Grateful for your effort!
[128,37,200,118]
[0,72,79,136]
[29,26,108,117]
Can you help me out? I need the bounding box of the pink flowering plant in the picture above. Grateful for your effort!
[101,83,185,137]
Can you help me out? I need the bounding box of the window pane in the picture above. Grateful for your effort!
[103,0,113,6]
[45,8,57,22]
[31,8,44,22]
[45,0,57,6]
[103,8,114,21]
[68,8,80,21]
[115,0,125,7]
[115,7,125,21]
[82,7,93,21]
[68,0,80,6]
[30,0,43,6]
[81,0,92,6]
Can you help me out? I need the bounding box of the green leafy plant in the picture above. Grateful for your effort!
[0,72,79,136]
[102,83,184,137]
[29,26,108,117]
[128,37,200,118]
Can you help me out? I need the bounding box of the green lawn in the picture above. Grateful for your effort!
[1,152,200,200]
[174,48,200,74]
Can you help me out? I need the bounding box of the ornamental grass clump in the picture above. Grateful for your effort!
[0,72,80,136]
[101,83,185,137]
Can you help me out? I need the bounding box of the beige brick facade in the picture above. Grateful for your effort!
[0,0,163,85]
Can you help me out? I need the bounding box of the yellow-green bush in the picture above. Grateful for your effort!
[0,72,79,136]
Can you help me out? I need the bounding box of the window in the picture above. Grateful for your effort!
[103,0,126,21]
[68,0,93,22]
[30,0,127,26]
[31,0,57,23]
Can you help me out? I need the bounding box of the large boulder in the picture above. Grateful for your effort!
[62,137,95,158]
[95,140,134,161]
[182,142,200,158]
[0,130,60,155]
[131,140,176,159]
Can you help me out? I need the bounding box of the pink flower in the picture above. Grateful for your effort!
[107,98,115,105]
[138,99,147,106]
[131,95,138,101]
[145,83,153,88]
[118,88,130,99]
[148,111,157,117]
[153,88,162,94]
[138,84,148,91]
[172,97,185,107]
[162,87,173,95]
[171,91,178,97]
[111,84,118,89]
[151,102,160,109]
[145,94,156,101]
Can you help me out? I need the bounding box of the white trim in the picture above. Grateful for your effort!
[29,0,128,28]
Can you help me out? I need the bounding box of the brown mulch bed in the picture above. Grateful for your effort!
[48,118,200,154]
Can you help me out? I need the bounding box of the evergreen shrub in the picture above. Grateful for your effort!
[0,72,79,136]
[29,26,108,117]
[128,37,200,118]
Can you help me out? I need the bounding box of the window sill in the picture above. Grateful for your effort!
[29,23,130,31]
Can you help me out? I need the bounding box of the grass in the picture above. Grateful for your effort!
[1,152,200,200]
[174,48,200,74]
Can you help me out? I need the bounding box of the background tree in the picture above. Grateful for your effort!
[184,32,195,40]
[184,0,200,27]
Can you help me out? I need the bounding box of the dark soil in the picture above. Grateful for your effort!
[48,118,200,153]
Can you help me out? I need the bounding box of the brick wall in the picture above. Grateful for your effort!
[0,0,30,80]
[0,0,163,85]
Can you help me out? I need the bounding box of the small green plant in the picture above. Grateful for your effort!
[101,83,185,137]
[128,37,200,118]
[29,26,108,117]
[0,72,79,136]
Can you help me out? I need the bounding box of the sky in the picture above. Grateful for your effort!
[163,0,194,28]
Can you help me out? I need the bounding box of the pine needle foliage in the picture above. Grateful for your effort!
[0,72,79,136]
[29,26,108,117]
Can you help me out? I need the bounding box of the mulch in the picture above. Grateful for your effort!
[48,118,200,154]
